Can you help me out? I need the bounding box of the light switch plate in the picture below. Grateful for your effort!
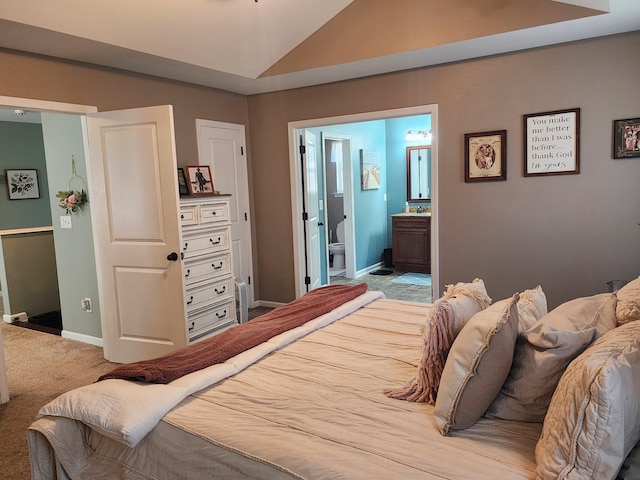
[60,216,72,229]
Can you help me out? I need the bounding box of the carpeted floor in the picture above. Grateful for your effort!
[0,305,273,479]
[0,322,117,479]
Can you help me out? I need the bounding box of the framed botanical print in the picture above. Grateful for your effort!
[6,169,40,199]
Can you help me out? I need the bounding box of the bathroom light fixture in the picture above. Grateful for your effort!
[14,109,26,116]
[405,129,432,142]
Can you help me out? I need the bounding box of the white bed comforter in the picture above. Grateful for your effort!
[29,293,542,480]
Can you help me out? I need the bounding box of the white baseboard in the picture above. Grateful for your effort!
[256,300,286,309]
[355,262,384,278]
[61,330,103,348]
[3,312,27,324]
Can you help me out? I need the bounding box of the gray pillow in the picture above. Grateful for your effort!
[433,294,519,434]
[485,293,617,423]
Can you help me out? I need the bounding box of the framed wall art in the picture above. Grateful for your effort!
[6,169,40,199]
[613,117,640,159]
[464,130,507,183]
[360,149,381,190]
[177,168,190,196]
[523,108,580,176]
[185,165,215,196]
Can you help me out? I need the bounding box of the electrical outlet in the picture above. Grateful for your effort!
[81,298,92,312]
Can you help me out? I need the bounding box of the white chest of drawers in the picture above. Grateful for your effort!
[180,196,237,342]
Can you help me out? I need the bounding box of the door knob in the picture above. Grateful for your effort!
[167,252,178,261]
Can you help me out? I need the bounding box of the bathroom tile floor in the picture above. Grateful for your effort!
[330,270,432,304]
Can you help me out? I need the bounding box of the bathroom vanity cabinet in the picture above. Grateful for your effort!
[180,196,237,342]
[392,214,431,273]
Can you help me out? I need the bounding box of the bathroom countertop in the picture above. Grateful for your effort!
[391,212,431,217]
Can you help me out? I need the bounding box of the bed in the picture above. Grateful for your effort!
[27,279,640,479]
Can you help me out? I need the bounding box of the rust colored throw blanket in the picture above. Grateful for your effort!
[99,283,368,384]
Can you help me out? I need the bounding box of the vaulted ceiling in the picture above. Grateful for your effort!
[0,0,638,95]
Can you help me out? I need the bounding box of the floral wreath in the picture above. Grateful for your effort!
[56,189,88,215]
[56,155,89,215]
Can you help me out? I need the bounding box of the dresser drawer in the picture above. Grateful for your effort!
[181,226,230,260]
[185,277,234,313]
[199,202,230,225]
[183,252,232,286]
[187,299,236,341]
[179,205,198,226]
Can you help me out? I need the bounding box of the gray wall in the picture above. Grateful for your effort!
[247,32,640,308]
[41,112,102,339]
[0,122,52,229]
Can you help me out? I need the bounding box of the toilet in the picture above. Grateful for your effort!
[329,220,346,269]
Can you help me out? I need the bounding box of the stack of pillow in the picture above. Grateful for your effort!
[389,275,640,479]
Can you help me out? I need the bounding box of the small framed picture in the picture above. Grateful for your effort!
[523,108,580,176]
[613,117,640,159]
[360,149,381,190]
[464,130,507,182]
[185,165,215,196]
[177,168,190,196]
[6,169,40,199]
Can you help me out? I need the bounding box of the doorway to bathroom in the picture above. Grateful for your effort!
[288,104,440,300]
[322,133,354,281]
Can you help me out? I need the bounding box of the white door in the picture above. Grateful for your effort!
[196,120,254,307]
[301,130,321,291]
[86,105,186,363]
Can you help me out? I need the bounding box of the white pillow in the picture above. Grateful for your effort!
[433,294,519,434]
[489,286,547,333]
[535,321,640,479]
[616,276,640,325]
[442,278,492,335]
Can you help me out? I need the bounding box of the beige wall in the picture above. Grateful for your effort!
[248,32,640,307]
[0,48,262,295]
[1,231,60,317]
[2,34,639,310]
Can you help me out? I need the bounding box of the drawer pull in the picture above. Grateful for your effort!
[214,286,226,295]
[181,214,184,219]
[185,269,191,278]
[212,262,223,270]
[210,237,222,245]
[186,296,194,305]
[188,321,195,332]
[183,242,189,250]
[211,211,217,216]
[216,310,227,319]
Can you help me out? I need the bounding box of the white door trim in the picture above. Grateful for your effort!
[288,104,440,300]
[0,95,97,114]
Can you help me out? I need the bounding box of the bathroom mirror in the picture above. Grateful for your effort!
[406,146,431,202]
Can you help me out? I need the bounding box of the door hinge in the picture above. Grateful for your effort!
[302,212,308,221]
[244,212,248,221]
[304,276,311,285]
[240,146,244,155]
[248,276,251,285]
[299,145,306,155]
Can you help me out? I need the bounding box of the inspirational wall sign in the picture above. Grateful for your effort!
[523,108,580,176]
